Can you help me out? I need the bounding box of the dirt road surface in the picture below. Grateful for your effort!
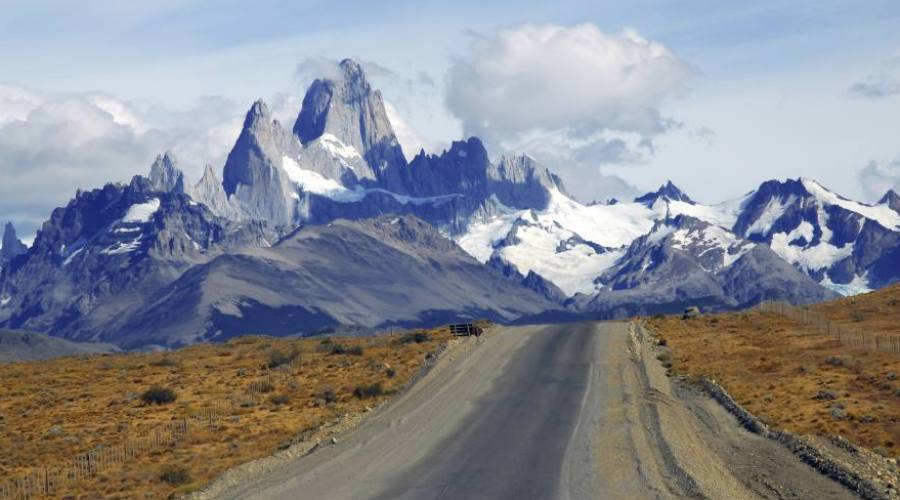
[212,322,854,500]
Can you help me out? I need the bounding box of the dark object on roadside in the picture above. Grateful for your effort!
[449,323,483,337]
[682,307,701,320]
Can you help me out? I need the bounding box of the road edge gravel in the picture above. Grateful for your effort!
[638,321,898,500]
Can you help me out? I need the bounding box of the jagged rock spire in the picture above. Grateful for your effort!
[222,99,299,225]
[880,189,900,214]
[634,180,694,206]
[293,58,406,178]
[1,222,28,263]
[148,151,186,193]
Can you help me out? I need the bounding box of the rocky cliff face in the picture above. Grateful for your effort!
[222,100,300,226]
[732,178,900,292]
[0,164,272,341]
[881,190,900,215]
[0,223,28,268]
[293,58,406,183]
[148,152,186,193]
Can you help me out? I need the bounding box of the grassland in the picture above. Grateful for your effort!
[0,327,454,498]
[645,284,900,460]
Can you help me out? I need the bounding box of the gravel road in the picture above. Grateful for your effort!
[212,322,855,500]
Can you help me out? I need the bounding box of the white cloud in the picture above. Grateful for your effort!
[446,24,691,142]
[0,85,243,238]
[444,23,692,201]
[859,159,900,201]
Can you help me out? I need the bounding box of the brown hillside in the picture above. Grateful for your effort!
[0,328,454,498]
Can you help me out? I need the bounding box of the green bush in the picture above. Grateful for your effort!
[141,386,177,405]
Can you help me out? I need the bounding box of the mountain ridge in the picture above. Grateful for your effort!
[1,57,897,348]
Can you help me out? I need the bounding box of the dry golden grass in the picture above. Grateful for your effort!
[0,327,454,499]
[814,282,900,336]
[646,303,900,460]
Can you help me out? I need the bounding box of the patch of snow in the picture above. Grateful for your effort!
[770,229,852,271]
[668,195,747,230]
[543,189,657,248]
[101,236,143,255]
[319,133,362,161]
[63,248,83,266]
[821,275,872,296]
[122,198,160,223]
[671,225,754,268]
[284,156,463,206]
[283,156,364,202]
[457,216,518,263]
[802,178,900,230]
[646,225,675,245]
[744,196,795,237]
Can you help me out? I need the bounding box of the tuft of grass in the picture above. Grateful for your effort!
[141,386,176,405]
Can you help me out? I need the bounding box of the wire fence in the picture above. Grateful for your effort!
[0,419,188,499]
[756,300,900,356]
[0,359,304,500]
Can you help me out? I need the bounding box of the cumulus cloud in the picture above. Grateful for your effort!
[859,159,900,201]
[446,24,691,141]
[444,23,692,201]
[0,85,242,238]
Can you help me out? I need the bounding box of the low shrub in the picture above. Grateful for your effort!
[398,332,429,344]
[325,344,364,356]
[141,386,177,405]
[160,465,191,486]
[319,385,337,404]
[269,394,290,406]
[267,348,297,368]
[353,383,384,399]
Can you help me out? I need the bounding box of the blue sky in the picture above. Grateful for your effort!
[2,0,900,236]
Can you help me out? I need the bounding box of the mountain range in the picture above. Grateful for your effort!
[1,58,899,349]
